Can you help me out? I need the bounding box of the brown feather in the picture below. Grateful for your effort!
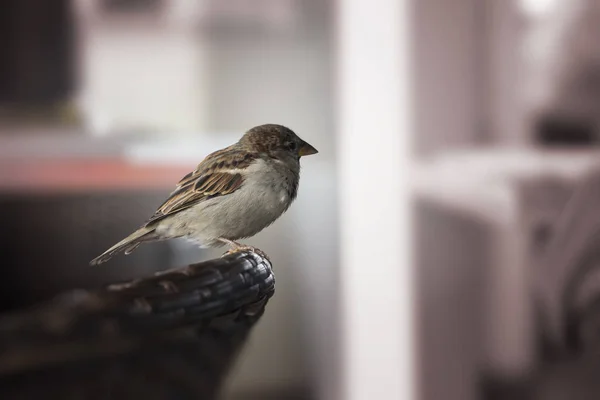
[143,148,257,226]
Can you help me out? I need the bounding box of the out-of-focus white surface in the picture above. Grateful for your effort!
[413,148,600,223]
[520,0,559,17]
[74,0,210,135]
[0,131,238,161]
[338,1,415,400]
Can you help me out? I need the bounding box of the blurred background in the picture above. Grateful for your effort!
[0,1,336,399]
[4,0,600,399]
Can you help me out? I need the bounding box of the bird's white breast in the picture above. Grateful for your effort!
[163,158,298,245]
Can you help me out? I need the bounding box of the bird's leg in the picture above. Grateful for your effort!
[218,238,270,262]
[218,238,245,249]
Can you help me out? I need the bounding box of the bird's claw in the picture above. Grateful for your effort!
[222,245,270,263]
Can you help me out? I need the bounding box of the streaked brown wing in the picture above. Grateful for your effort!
[144,148,257,226]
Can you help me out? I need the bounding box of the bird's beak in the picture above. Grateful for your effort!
[298,141,318,157]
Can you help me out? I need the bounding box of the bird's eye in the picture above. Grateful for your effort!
[287,142,297,151]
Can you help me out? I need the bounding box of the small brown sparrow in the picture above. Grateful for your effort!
[90,124,318,265]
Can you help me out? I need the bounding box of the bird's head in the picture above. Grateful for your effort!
[240,124,318,162]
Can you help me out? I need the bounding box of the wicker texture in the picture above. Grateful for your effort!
[0,251,275,400]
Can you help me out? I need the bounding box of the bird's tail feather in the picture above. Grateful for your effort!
[90,227,157,266]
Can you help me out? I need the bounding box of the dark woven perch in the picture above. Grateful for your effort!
[0,251,275,400]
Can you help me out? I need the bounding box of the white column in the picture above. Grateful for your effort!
[337,0,415,399]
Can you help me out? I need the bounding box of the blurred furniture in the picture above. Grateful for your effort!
[532,353,600,400]
[0,146,210,310]
[413,148,600,400]
[523,0,600,145]
[535,167,600,354]
[528,167,600,400]
[0,251,275,400]
[0,191,175,311]
[0,0,75,107]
